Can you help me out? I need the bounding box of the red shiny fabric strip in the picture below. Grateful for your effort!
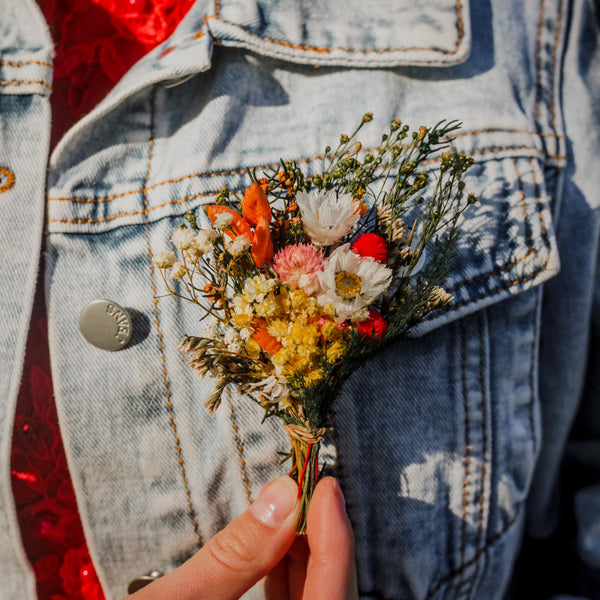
[11,1,194,598]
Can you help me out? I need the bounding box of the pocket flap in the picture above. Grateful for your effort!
[208,0,470,67]
[411,149,559,336]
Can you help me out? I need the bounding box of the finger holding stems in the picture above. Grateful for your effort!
[127,476,358,600]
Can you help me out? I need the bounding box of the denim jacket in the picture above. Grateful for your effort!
[1,0,599,598]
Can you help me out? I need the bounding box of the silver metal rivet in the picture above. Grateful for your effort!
[79,300,132,351]
[127,570,164,594]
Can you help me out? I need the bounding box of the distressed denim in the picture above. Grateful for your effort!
[0,0,599,598]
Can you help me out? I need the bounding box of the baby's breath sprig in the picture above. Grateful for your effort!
[153,113,477,533]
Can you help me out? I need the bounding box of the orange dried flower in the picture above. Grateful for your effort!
[242,182,272,227]
[205,205,253,242]
[251,215,274,268]
[252,319,282,354]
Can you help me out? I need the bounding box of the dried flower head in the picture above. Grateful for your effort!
[316,244,392,322]
[295,189,361,246]
[171,227,196,250]
[169,262,186,280]
[273,243,324,294]
[153,250,176,268]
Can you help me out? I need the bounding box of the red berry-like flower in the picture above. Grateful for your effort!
[351,233,388,263]
[357,309,388,340]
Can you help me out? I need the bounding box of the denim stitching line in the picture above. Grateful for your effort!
[0,167,16,194]
[534,0,546,128]
[464,313,490,600]
[526,158,550,249]
[422,505,522,600]
[526,156,548,450]
[453,129,565,140]
[443,249,535,295]
[514,158,534,251]
[193,15,216,39]
[452,319,473,600]
[0,60,52,67]
[142,86,203,547]
[210,0,464,56]
[0,80,51,89]
[528,291,539,452]
[549,0,565,132]
[47,142,563,205]
[47,190,220,224]
[228,391,253,504]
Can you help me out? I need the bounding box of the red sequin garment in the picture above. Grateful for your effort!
[10,1,194,598]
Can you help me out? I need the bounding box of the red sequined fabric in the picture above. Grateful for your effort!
[41,0,195,147]
[11,1,194,598]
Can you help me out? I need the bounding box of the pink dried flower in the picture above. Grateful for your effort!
[273,243,324,294]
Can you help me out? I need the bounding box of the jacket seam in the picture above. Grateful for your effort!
[47,140,566,206]
[534,0,547,128]
[228,392,253,504]
[463,312,491,600]
[142,86,203,548]
[0,60,52,67]
[421,506,522,600]
[527,159,544,453]
[549,0,565,132]
[0,80,51,89]
[453,319,474,599]
[209,0,465,56]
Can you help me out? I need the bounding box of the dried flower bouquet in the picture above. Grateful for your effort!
[154,114,477,533]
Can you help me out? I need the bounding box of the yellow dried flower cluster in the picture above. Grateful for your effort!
[230,275,348,385]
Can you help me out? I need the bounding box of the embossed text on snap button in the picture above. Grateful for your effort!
[79,300,132,351]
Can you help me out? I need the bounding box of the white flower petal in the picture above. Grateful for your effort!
[296,189,361,246]
[316,244,392,322]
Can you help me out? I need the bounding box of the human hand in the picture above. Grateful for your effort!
[128,476,358,600]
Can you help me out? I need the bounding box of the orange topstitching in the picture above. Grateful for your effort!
[47,137,564,206]
[208,0,464,56]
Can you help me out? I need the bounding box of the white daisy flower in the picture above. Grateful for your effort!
[295,188,361,246]
[316,244,392,322]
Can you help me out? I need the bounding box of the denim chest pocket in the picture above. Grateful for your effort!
[45,2,563,599]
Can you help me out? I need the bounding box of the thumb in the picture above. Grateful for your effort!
[130,477,298,600]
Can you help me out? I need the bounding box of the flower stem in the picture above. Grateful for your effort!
[292,441,320,534]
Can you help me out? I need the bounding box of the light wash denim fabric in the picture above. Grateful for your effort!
[0,0,599,598]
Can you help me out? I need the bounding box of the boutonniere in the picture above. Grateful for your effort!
[154,114,477,532]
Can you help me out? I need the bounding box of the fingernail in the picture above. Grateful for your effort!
[331,478,348,517]
[249,477,297,527]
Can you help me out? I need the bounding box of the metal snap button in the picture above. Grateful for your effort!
[127,570,164,594]
[79,300,132,351]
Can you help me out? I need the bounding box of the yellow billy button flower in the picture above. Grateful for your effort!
[273,348,290,366]
[267,319,290,340]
